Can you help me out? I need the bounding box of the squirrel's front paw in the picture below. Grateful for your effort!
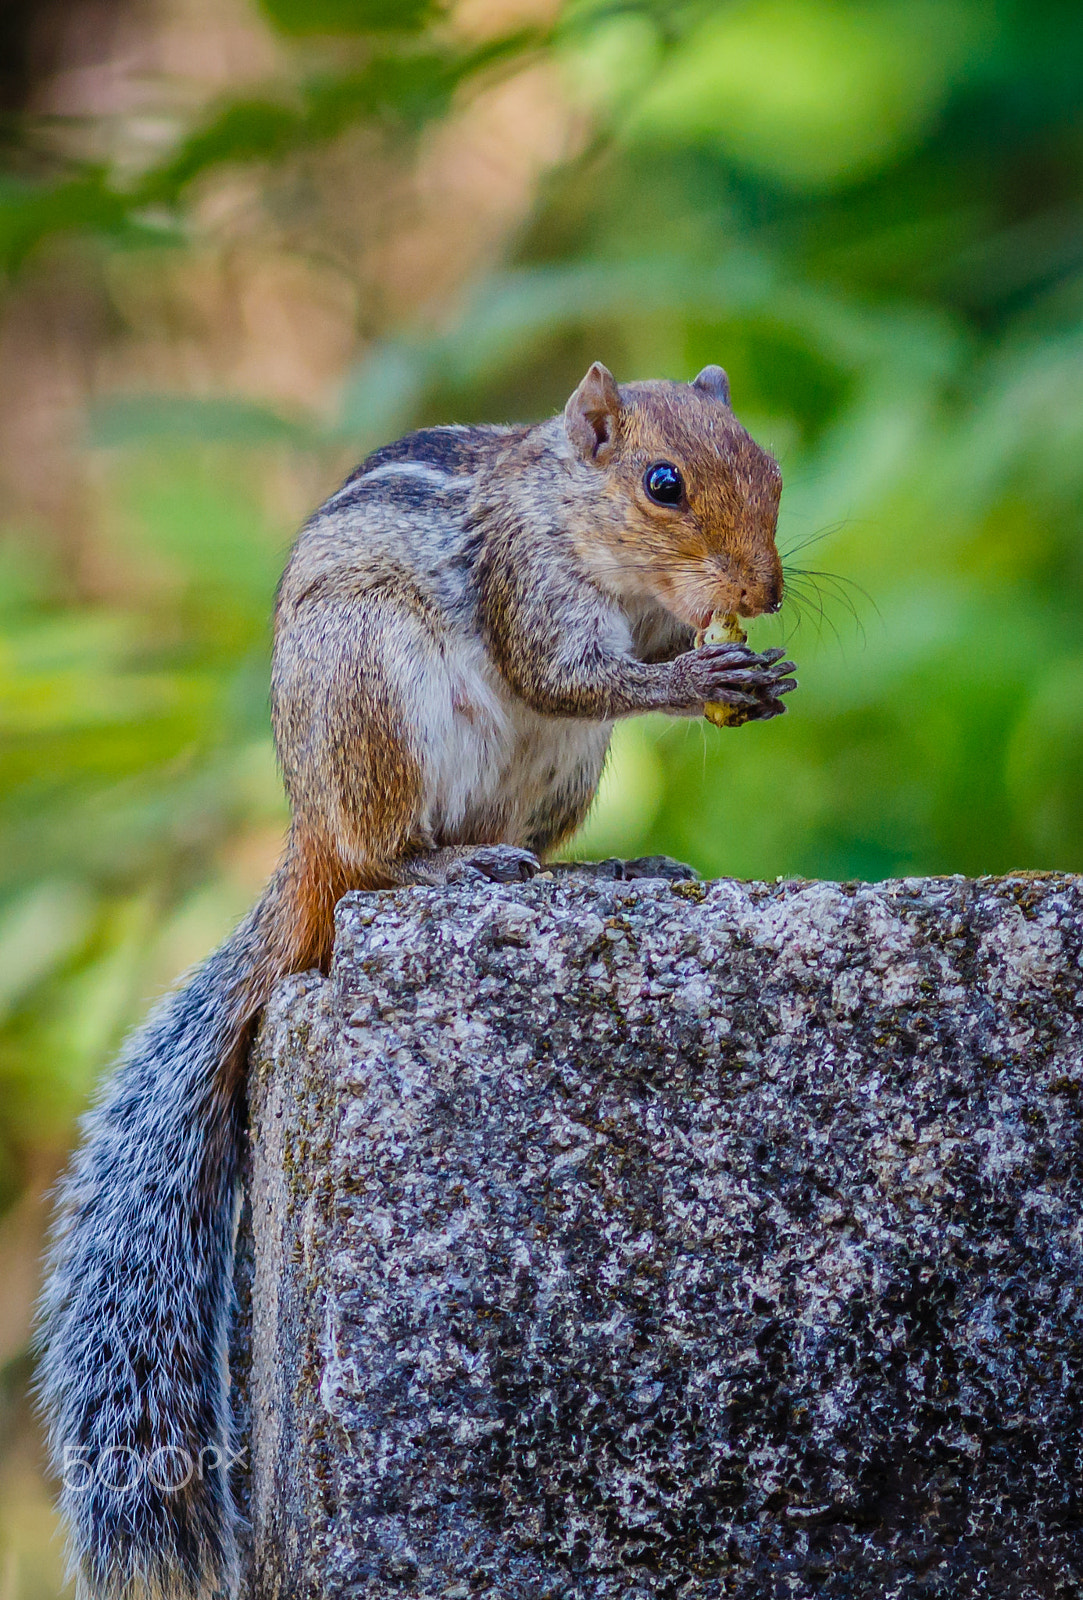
[672,644,797,716]
[446,845,540,884]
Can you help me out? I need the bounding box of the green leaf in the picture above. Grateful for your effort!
[136,100,305,203]
[0,172,131,273]
[258,0,438,33]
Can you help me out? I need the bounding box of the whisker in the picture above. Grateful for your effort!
[786,572,862,631]
[780,521,850,560]
[776,587,816,646]
[790,572,876,640]
[782,564,878,646]
[780,577,845,650]
[779,516,875,562]
[784,565,875,608]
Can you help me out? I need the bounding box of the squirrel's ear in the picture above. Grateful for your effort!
[692,365,731,406]
[564,362,621,461]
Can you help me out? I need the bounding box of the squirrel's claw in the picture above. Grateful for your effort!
[741,674,798,723]
[445,845,540,884]
[677,644,798,710]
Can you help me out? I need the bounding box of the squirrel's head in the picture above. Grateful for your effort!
[562,361,784,628]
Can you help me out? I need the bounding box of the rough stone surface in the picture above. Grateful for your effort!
[237,868,1083,1600]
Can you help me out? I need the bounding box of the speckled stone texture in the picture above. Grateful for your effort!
[238,868,1083,1600]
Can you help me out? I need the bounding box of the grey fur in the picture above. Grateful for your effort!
[37,907,267,1600]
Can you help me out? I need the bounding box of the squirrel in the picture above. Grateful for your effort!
[37,361,796,1600]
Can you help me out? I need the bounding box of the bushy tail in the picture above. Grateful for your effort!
[37,842,332,1600]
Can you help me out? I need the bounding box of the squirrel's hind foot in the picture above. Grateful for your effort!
[445,845,540,884]
[390,844,540,887]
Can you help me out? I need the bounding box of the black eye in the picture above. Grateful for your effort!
[644,461,684,505]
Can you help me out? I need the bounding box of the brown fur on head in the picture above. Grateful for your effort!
[563,361,784,628]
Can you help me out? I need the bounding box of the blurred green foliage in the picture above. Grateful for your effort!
[2,0,1083,1194]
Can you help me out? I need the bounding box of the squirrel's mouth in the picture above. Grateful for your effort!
[652,562,781,630]
[715,577,784,622]
[668,593,745,631]
[681,591,762,629]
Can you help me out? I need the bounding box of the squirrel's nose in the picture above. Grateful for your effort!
[737,581,783,615]
[762,572,783,613]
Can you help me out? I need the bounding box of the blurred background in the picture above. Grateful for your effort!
[0,0,1081,1590]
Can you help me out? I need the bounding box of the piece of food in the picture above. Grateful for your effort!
[695,611,748,727]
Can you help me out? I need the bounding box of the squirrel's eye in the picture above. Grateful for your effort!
[644,462,684,506]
